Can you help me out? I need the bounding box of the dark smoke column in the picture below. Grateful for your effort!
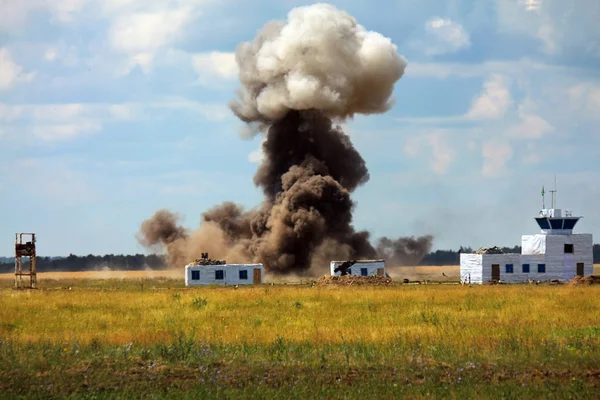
[138,3,433,275]
[227,3,409,274]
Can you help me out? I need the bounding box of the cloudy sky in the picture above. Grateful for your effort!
[1,0,599,257]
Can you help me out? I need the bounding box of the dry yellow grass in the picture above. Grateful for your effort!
[1,282,599,352]
[0,269,183,281]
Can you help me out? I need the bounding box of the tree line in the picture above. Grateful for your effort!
[1,245,599,273]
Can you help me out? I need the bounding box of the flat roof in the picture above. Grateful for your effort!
[330,259,385,263]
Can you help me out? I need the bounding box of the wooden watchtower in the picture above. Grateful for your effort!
[15,233,37,289]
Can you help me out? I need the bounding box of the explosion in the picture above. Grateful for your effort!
[138,3,433,275]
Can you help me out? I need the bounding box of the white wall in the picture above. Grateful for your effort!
[481,253,536,283]
[185,264,263,286]
[460,254,483,284]
[330,261,385,276]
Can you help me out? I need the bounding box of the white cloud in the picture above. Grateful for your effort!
[0,98,233,144]
[153,97,232,122]
[406,59,573,79]
[403,130,456,174]
[427,131,456,174]
[6,157,98,205]
[108,104,141,120]
[192,51,238,83]
[44,48,58,61]
[568,84,600,120]
[0,48,35,90]
[248,148,263,164]
[32,104,86,121]
[506,114,553,139]
[482,138,513,177]
[505,98,554,139]
[33,122,101,141]
[403,136,421,157]
[467,74,513,120]
[43,42,80,66]
[248,134,267,164]
[522,143,541,165]
[109,9,191,54]
[0,103,24,121]
[421,17,471,56]
[495,0,600,59]
[106,1,216,74]
[0,0,86,31]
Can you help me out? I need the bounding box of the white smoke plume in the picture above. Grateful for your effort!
[230,3,408,127]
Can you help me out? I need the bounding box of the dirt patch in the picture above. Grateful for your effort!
[569,275,600,285]
[315,275,393,286]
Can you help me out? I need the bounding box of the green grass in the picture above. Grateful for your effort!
[0,279,599,399]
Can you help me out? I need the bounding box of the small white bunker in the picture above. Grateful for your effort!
[330,259,386,277]
[460,205,593,284]
[185,256,263,286]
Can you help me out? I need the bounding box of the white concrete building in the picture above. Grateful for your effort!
[460,206,593,284]
[330,259,386,277]
[185,263,263,286]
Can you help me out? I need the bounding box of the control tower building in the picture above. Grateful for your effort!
[460,185,593,284]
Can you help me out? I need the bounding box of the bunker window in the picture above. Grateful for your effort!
[239,270,248,280]
[564,244,574,253]
[505,264,514,273]
[215,270,224,280]
[361,268,368,276]
[191,270,200,280]
[522,264,530,273]
[538,264,546,273]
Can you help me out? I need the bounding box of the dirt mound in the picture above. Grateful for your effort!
[315,275,393,287]
[569,275,600,285]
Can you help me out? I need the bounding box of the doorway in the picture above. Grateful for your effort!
[253,268,261,284]
[576,263,584,277]
[376,268,384,277]
[491,264,500,281]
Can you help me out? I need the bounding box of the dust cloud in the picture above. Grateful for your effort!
[138,3,433,276]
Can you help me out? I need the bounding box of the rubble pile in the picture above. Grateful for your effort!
[569,275,600,285]
[190,258,226,266]
[475,246,504,255]
[315,275,393,286]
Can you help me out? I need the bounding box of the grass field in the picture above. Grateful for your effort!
[1,271,599,399]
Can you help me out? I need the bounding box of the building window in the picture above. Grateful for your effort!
[564,244,574,254]
[538,264,546,273]
[361,268,368,276]
[347,269,352,275]
[239,270,248,280]
[191,270,200,280]
[505,264,514,273]
[522,264,530,273]
[215,270,224,280]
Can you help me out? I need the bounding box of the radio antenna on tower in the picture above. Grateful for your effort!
[549,175,557,209]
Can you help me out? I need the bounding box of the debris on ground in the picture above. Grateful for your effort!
[190,258,226,265]
[315,275,393,286]
[569,275,600,285]
[189,252,226,266]
[475,246,504,254]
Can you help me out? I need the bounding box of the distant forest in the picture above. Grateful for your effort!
[1,245,600,273]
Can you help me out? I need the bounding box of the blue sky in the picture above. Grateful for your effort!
[1,0,599,257]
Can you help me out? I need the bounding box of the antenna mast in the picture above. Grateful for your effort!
[549,175,557,209]
[541,185,545,209]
